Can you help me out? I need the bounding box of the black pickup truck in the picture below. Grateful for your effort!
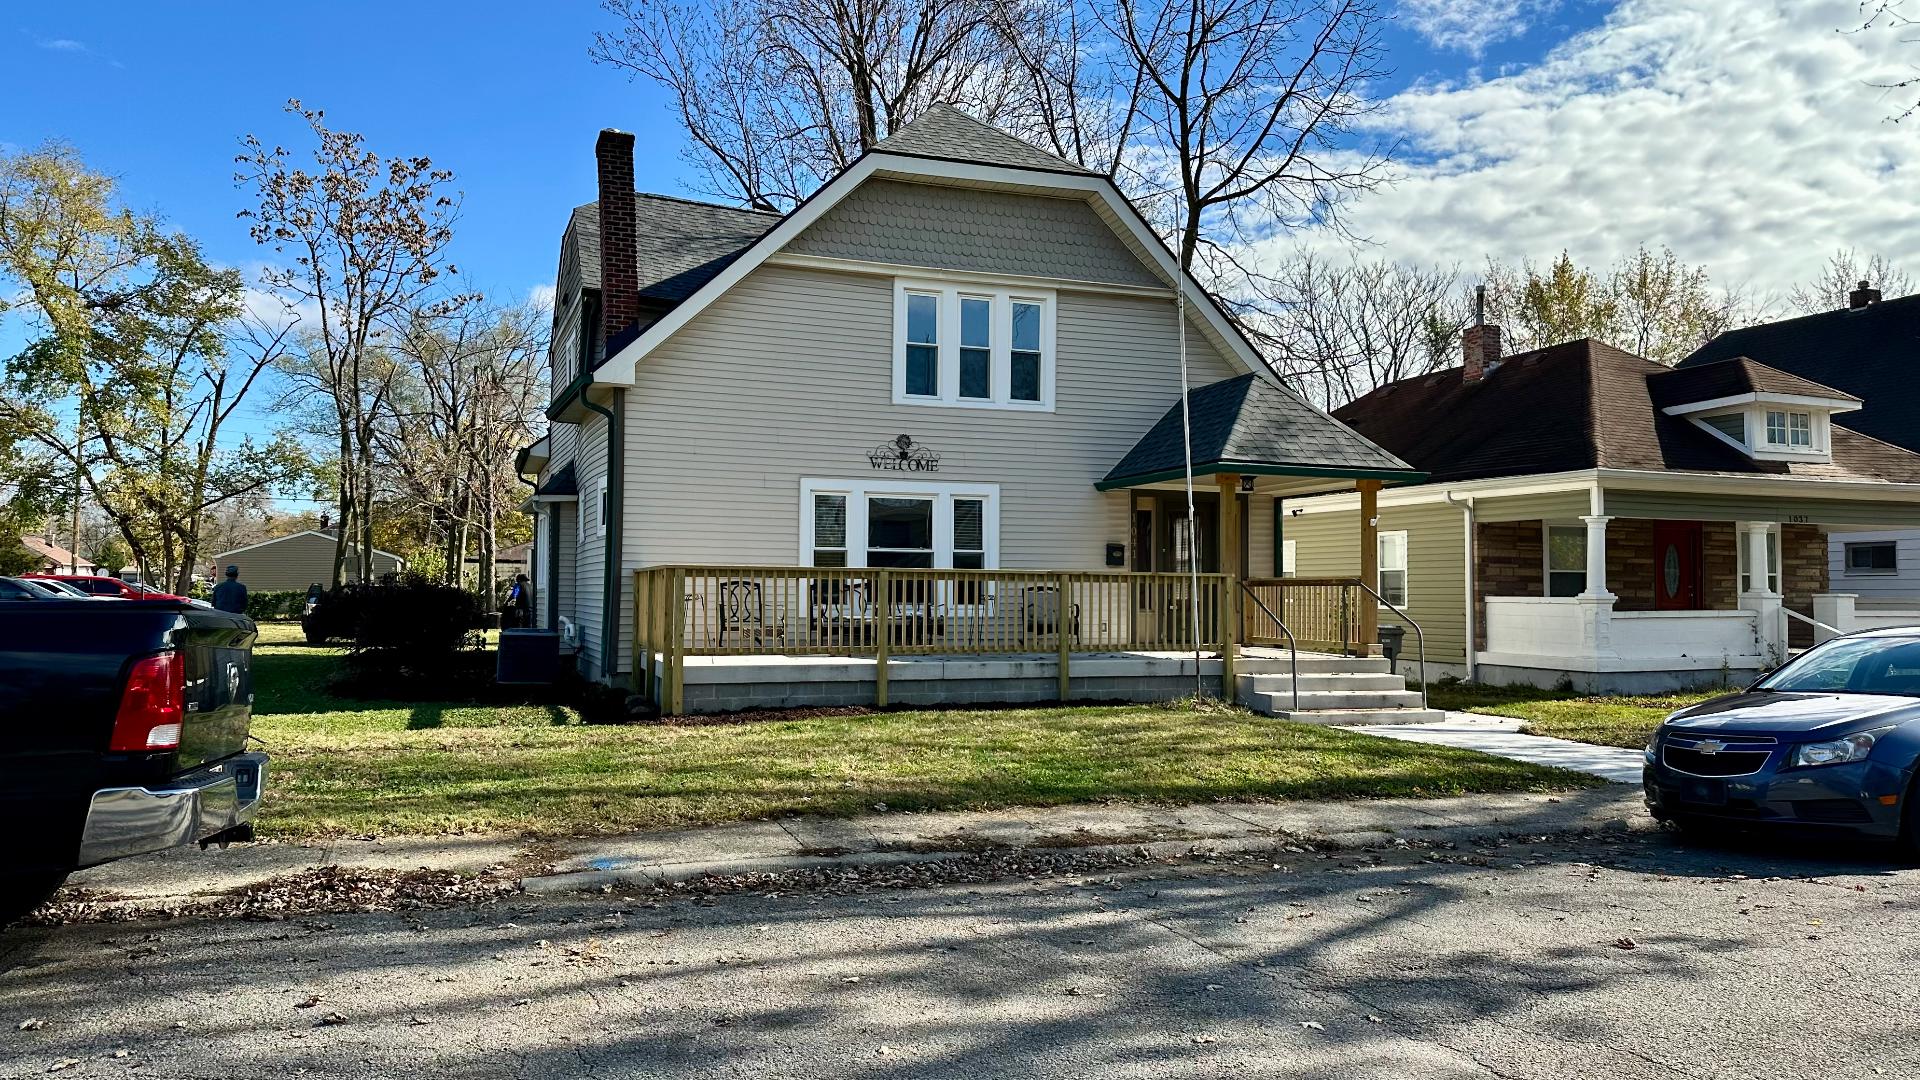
[0,595,267,922]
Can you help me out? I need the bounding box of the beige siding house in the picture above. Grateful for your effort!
[518,108,1421,705]
[214,531,405,592]
[1285,334,1920,692]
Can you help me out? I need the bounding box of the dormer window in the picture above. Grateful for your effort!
[1765,410,1812,448]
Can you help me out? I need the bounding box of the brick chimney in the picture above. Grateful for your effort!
[595,128,642,352]
[1462,285,1503,383]
[1849,279,1882,310]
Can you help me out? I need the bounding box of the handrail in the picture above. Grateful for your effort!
[1782,607,1842,639]
[1237,580,1298,712]
[1351,579,1427,708]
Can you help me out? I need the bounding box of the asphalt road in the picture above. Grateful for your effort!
[4,829,1918,1079]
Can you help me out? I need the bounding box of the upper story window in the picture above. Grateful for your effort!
[894,280,1055,411]
[1765,410,1812,448]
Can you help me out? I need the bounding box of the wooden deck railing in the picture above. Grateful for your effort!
[1241,577,1363,655]
[633,565,1232,713]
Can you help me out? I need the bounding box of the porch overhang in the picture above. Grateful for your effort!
[1097,373,1425,493]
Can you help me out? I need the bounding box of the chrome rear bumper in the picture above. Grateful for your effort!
[76,753,268,868]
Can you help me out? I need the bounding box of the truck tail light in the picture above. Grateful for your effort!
[110,652,185,752]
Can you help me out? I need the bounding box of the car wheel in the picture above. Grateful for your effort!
[1900,777,1920,863]
[0,871,69,926]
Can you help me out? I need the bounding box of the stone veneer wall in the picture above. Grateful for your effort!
[1474,521,1542,649]
[1783,523,1828,648]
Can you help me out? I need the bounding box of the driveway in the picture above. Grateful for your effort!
[5,828,1917,1079]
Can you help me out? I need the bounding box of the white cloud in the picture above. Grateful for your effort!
[526,283,556,315]
[35,37,86,52]
[1310,0,1920,297]
[1398,0,1559,56]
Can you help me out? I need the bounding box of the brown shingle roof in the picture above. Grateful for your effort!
[1332,340,1920,485]
[1646,357,1859,410]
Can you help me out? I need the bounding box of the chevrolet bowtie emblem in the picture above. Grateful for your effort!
[1695,739,1726,755]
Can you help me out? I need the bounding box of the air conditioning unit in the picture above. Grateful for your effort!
[497,628,563,685]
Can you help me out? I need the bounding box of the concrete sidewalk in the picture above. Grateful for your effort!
[67,787,1651,907]
[1354,713,1647,783]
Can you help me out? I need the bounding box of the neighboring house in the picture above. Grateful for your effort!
[466,541,532,581]
[1281,326,1920,692]
[17,536,96,575]
[518,106,1420,697]
[214,531,405,591]
[1680,285,1920,618]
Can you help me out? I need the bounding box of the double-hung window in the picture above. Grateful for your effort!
[894,280,1055,410]
[1546,525,1587,597]
[1377,531,1408,607]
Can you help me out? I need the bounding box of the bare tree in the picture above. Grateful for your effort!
[1260,252,1463,408]
[1856,2,1920,121]
[1102,0,1393,277]
[1785,248,1914,313]
[593,0,1027,210]
[237,100,465,586]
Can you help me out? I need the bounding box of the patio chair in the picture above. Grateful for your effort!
[809,577,874,648]
[716,579,787,648]
[1020,585,1080,648]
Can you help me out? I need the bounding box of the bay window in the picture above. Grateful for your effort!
[894,280,1055,410]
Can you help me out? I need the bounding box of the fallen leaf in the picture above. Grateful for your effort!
[1301,1021,1326,1032]
[1612,937,1638,950]
[295,995,323,1009]
[317,1012,348,1026]
[47,1059,81,1073]
[17,1018,46,1031]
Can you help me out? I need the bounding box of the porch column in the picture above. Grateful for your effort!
[1357,480,1381,655]
[1216,474,1242,698]
[1740,521,1784,662]
[1579,515,1615,600]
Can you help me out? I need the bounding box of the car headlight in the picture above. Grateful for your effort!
[1789,727,1892,768]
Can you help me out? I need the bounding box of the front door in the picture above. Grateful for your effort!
[1652,521,1703,610]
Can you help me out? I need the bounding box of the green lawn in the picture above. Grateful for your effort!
[247,625,1605,840]
[1427,679,1724,749]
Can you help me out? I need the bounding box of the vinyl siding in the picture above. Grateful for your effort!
[784,179,1163,289]
[220,532,402,592]
[602,263,1240,675]
[1283,504,1469,665]
[572,413,608,678]
[1601,489,1920,527]
[1828,528,1920,600]
[1476,490,1591,522]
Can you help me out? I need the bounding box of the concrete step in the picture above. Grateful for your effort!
[1238,672,1407,693]
[1281,689,1428,711]
[1261,706,1448,727]
[1237,654,1391,675]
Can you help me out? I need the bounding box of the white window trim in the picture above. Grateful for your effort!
[1691,404,1832,462]
[595,477,609,539]
[893,278,1056,412]
[1377,529,1409,608]
[1844,540,1899,577]
[1542,521,1588,598]
[799,478,1001,569]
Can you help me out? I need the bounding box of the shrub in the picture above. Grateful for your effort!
[245,589,308,621]
[319,575,487,693]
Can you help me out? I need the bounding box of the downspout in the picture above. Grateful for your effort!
[582,386,625,684]
[546,508,561,630]
[1444,491,1477,683]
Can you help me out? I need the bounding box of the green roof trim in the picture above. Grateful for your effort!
[1096,460,1425,491]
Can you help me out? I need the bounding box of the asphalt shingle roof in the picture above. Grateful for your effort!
[871,105,1097,175]
[535,462,578,498]
[1647,356,1858,409]
[1102,374,1419,487]
[569,194,779,302]
[1333,340,1920,485]
[1680,294,1920,452]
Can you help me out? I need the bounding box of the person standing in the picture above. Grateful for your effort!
[211,564,249,615]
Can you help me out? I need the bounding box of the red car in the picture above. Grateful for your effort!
[20,574,184,601]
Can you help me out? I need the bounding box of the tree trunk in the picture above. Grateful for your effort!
[331,429,352,588]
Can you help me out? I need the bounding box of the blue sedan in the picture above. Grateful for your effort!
[1644,628,1920,851]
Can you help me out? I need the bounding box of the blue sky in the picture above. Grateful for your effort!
[3,2,1609,319]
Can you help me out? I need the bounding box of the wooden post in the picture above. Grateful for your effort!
[631,570,647,698]
[668,567,686,714]
[1357,479,1381,656]
[874,569,891,708]
[1216,474,1241,698]
[1056,571,1072,701]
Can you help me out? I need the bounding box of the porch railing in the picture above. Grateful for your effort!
[1241,577,1362,654]
[633,565,1232,713]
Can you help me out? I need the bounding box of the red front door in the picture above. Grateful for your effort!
[1652,522,1703,610]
